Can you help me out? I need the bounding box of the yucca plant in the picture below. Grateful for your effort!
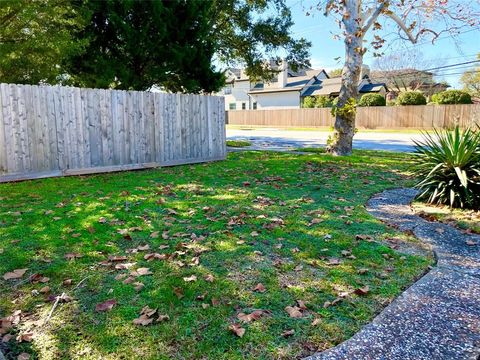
[413,125,480,209]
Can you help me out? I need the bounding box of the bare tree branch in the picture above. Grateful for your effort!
[385,11,417,43]
[362,2,387,33]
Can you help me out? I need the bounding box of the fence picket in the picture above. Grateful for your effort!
[0,83,226,181]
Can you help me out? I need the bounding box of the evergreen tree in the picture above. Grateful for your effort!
[68,0,224,92]
[0,0,85,84]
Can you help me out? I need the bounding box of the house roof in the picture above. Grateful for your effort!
[248,71,324,95]
[301,77,387,97]
[359,83,387,93]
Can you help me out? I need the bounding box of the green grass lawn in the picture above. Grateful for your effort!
[0,151,432,360]
[226,140,252,147]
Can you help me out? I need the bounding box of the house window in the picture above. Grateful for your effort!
[224,86,232,95]
[229,103,236,110]
[242,102,246,110]
[253,102,257,110]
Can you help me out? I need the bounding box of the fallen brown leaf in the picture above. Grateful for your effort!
[39,286,50,294]
[133,282,144,292]
[174,287,184,299]
[285,306,303,318]
[183,275,197,282]
[237,310,264,323]
[281,329,295,338]
[229,323,245,337]
[133,314,154,326]
[252,283,266,293]
[17,353,30,360]
[16,332,33,342]
[3,269,27,280]
[354,286,370,296]
[64,253,82,260]
[95,299,117,312]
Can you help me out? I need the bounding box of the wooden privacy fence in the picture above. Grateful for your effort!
[226,104,480,129]
[0,83,226,182]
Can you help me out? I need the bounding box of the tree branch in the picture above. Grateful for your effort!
[362,3,386,32]
[385,12,417,43]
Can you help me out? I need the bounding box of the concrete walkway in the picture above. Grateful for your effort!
[227,128,423,152]
[306,188,480,360]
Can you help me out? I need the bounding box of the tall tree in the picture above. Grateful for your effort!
[69,0,311,91]
[461,54,480,97]
[313,1,480,155]
[0,0,85,84]
[68,0,224,92]
[212,0,311,82]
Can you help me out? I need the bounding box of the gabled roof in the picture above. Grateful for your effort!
[301,77,387,97]
[248,70,326,95]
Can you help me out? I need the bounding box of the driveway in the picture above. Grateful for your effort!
[227,127,424,152]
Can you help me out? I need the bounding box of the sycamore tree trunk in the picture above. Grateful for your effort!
[328,1,364,156]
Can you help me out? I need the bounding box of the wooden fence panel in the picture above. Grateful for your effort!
[0,84,225,182]
[226,104,480,129]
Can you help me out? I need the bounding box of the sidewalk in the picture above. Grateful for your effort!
[306,188,480,360]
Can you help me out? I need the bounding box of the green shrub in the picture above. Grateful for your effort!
[302,96,316,108]
[358,93,386,107]
[386,100,396,106]
[397,91,427,105]
[413,126,480,209]
[316,95,335,108]
[431,90,472,104]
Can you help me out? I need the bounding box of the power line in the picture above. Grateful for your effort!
[375,60,480,78]
[433,70,480,77]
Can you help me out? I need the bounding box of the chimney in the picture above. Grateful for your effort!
[278,59,288,88]
[360,65,370,80]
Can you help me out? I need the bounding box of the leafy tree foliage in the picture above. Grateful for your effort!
[302,95,337,108]
[328,68,343,77]
[302,96,316,108]
[316,95,336,108]
[213,0,311,82]
[396,91,427,106]
[431,90,472,105]
[0,0,86,84]
[67,0,224,92]
[461,55,480,97]
[358,93,386,107]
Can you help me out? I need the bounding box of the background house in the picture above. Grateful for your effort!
[301,66,387,100]
[370,69,449,100]
[219,62,386,110]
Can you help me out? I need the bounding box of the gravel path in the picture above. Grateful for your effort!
[305,188,480,360]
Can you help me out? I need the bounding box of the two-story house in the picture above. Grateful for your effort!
[219,62,387,110]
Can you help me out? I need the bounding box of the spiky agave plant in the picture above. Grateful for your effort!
[413,125,480,209]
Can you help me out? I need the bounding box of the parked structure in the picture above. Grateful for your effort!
[219,62,386,110]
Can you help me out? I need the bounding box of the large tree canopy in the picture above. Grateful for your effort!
[212,0,311,82]
[67,0,225,92]
[0,0,85,84]
[0,0,310,93]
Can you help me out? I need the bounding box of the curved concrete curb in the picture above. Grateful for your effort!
[305,188,480,360]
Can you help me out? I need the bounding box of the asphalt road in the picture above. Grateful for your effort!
[227,128,424,152]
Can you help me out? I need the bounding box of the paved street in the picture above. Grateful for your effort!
[227,127,424,152]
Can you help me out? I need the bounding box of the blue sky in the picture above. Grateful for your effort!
[286,0,480,88]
